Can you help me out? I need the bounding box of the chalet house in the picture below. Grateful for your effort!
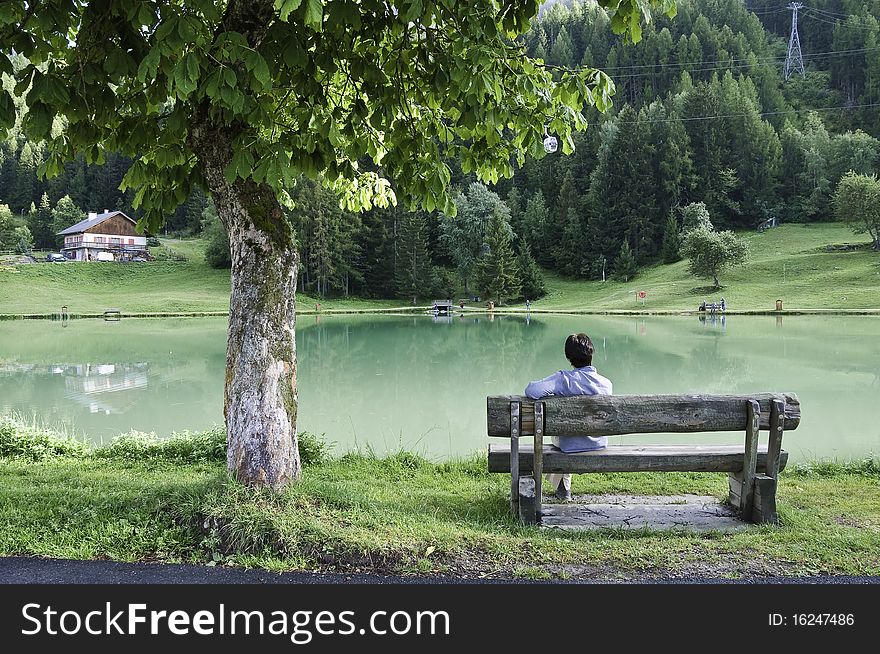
[57,210,148,261]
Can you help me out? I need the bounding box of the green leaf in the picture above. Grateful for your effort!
[276,0,303,21]
[248,51,271,89]
[137,3,154,28]
[401,0,422,23]
[282,41,306,69]
[304,0,323,30]
[185,53,200,85]
[24,101,52,139]
[0,90,15,130]
[137,48,161,83]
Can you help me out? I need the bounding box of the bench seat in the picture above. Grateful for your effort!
[488,443,789,474]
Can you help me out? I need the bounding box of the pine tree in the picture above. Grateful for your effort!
[394,210,433,303]
[660,212,682,263]
[355,206,396,299]
[558,208,586,276]
[13,142,36,213]
[517,240,546,300]
[520,190,551,266]
[550,169,580,268]
[549,26,575,67]
[613,241,637,282]
[475,208,521,305]
[27,193,54,250]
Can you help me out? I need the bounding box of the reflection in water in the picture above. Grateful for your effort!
[1,362,150,416]
[60,363,149,415]
[1,315,878,461]
[698,313,726,332]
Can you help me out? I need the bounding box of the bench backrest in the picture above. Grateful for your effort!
[487,393,800,437]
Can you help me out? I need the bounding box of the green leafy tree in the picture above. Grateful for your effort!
[0,204,17,249]
[4,0,670,491]
[680,225,749,287]
[475,208,521,305]
[440,182,510,293]
[680,201,713,231]
[50,195,82,247]
[202,199,231,268]
[13,224,33,253]
[833,172,880,250]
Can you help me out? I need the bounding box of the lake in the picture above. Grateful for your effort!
[0,313,877,462]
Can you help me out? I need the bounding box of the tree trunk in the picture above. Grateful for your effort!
[191,123,300,492]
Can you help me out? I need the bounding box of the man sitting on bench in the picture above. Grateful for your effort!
[524,332,613,501]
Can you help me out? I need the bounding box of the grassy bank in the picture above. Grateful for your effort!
[1,416,878,579]
[0,237,400,316]
[2,224,879,317]
[535,223,880,312]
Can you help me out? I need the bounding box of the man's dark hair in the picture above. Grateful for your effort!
[565,333,594,368]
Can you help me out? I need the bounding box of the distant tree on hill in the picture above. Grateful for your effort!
[660,212,682,263]
[680,223,749,288]
[517,240,546,300]
[613,241,638,282]
[680,202,713,232]
[202,200,231,269]
[50,195,82,247]
[833,172,880,250]
[440,183,510,294]
[26,193,54,250]
[476,209,521,305]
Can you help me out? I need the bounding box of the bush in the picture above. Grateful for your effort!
[93,428,227,463]
[0,415,87,461]
[298,431,333,466]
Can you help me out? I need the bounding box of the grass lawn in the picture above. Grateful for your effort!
[2,417,878,580]
[0,237,400,315]
[532,223,880,313]
[1,223,878,316]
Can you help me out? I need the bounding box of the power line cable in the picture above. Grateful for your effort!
[614,101,880,124]
[599,45,880,76]
[605,46,880,79]
[804,9,880,30]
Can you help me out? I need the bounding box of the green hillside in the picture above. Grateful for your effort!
[0,224,877,316]
[535,223,880,312]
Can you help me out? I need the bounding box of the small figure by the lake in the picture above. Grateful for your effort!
[524,332,614,502]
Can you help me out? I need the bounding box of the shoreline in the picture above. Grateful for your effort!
[2,307,880,320]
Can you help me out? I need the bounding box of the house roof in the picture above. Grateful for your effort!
[57,211,137,236]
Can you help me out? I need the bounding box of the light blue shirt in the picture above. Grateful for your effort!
[524,366,613,453]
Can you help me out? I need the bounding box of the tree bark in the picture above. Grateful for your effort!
[191,122,300,492]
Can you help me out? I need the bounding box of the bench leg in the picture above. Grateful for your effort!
[740,399,760,519]
[509,403,520,518]
[751,474,778,524]
[518,476,538,525]
[728,471,743,508]
[729,471,779,524]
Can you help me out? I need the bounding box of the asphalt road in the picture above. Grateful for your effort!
[2,557,878,584]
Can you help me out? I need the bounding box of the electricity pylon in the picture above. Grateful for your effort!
[784,2,806,80]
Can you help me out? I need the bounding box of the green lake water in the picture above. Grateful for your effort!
[0,314,877,462]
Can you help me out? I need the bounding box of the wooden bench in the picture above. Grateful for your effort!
[487,393,801,526]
